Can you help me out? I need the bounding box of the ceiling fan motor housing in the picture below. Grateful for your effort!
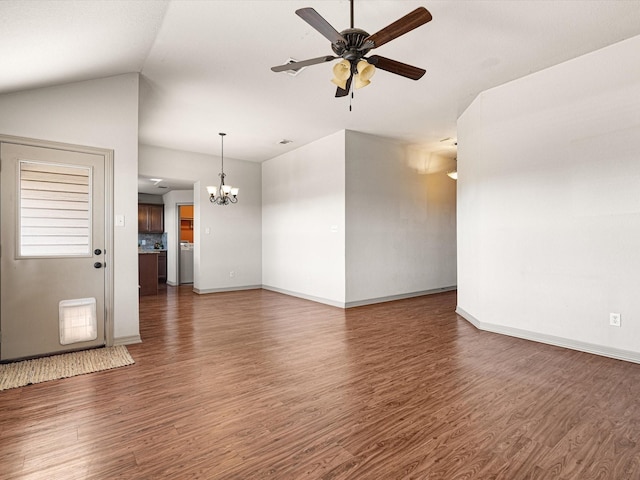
[332,28,372,62]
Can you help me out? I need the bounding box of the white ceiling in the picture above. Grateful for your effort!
[2,0,640,173]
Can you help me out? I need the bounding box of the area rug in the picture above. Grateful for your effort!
[0,346,134,391]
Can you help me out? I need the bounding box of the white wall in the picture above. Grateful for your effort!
[0,73,140,343]
[345,131,457,305]
[262,130,457,308]
[262,131,346,306]
[162,189,194,285]
[139,144,262,293]
[457,35,640,362]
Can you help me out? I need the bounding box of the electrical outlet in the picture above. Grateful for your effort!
[609,313,621,327]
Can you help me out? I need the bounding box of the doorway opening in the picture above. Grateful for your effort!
[178,204,194,285]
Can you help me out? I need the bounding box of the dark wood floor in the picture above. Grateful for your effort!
[1,287,639,479]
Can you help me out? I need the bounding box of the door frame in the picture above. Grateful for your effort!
[0,134,115,347]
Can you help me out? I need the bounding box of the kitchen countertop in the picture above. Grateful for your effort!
[138,249,167,254]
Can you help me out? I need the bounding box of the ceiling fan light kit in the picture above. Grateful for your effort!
[354,59,375,89]
[331,59,351,89]
[271,0,431,97]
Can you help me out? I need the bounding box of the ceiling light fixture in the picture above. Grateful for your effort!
[332,59,376,90]
[207,133,238,205]
[271,0,430,98]
[353,59,375,89]
[447,158,458,180]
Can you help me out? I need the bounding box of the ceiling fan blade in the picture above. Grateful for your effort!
[368,55,426,80]
[364,7,432,49]
[296,7,347,45]
[271,55,337,72]
[335,75,353,97]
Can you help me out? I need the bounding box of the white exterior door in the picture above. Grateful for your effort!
[1,141,107,360]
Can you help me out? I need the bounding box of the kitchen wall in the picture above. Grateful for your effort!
[138,233,167,250]
[457,35,640,362]
[0,73,140,344]
[138,193,163,204]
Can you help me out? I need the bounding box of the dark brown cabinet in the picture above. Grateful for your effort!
[157,251,167,283]
[138,253,158,296]
[138,251,166,295]
[138,204,164,233]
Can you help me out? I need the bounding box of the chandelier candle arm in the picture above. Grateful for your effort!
[207,132,239,205]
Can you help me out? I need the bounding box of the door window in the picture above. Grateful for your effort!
[18,160,92,257]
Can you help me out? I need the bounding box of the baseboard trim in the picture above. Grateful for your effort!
[194,285,262,295]
[345,286,457,308]
[113,335,142,346]
[261,285,458,309]
[456,306,640,365]
[262,285,345,308]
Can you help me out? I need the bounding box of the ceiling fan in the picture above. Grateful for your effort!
[271,0,432,97]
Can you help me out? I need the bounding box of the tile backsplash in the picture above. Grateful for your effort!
[138,232,167,250]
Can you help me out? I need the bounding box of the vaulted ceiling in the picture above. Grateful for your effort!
[2,0,639,166]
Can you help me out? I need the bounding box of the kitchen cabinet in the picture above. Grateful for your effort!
[139,252,158,296]
[138,204,164,233]
[157,250,167,283]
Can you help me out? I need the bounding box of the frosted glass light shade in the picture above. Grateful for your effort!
[355,60,375,89]
[222,185,232,194]
[230,187,239,196]
[207,185,217,195]
[331,59,351,89]
[354,77,370,89]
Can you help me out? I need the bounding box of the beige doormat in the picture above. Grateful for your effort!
[0,345,134,391]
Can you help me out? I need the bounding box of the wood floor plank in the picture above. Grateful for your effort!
[1,287,640,479]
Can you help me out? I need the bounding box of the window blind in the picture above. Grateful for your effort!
[19,161,92,257]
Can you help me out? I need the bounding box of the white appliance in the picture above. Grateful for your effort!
[179,242,194,284]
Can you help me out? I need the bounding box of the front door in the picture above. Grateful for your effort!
[1,141,107,360]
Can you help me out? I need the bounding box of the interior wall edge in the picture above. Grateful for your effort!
[456,307,640,365]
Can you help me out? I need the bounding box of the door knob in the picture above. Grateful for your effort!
[94,262,103,269]
[94,249,102,255]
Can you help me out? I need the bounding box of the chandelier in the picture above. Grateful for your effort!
[207,132,238,205]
